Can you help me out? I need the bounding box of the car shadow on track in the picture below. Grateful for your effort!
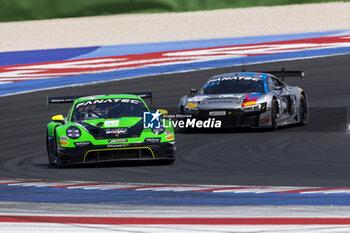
[43,159,174,169]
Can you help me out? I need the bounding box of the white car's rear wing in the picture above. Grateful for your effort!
[262,68,305,81]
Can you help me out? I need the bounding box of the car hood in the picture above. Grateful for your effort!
[81,117,142,128]
[75,117,143,139]
[185,93,263,109]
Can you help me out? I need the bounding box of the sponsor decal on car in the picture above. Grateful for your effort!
[75,142,90,147]
[241,93,262,107]
[60,136,68,141]
[75,99,141,108]
[209,111,226,116]
[105,128,128,134]
[106,144,128,148]
[109,139,127,143]
[104,120,119,127]
[144,138,161,143]
[207,76,261,84]
[165,131,172,135]
[58,141,69,146]
[166,135,174,140]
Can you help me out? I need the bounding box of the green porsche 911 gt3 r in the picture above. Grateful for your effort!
[46,92,175,167]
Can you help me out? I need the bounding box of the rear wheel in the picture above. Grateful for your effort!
[270,99,278,130]
[299,95,308,125]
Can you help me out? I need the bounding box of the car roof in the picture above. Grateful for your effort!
[75,94,142,103]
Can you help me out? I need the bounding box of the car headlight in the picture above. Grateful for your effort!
[66,126,81,139]
[183,107,199,114]
[152,127,165,135]
[242,102,267,112]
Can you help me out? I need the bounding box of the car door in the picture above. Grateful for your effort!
[271,76,298,121]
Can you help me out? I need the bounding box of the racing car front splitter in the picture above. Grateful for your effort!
[57,142,175,166]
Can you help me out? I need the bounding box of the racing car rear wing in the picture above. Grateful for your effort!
[46,95,79,109]
[46,91,153,109]
[241,68,305,81]
[127,91,153,104]
[262,68,305,81]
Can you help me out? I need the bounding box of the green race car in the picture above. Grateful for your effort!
[46,92,175,167]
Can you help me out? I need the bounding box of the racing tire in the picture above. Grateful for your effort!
[299,94,308,125]
[270,99,278,130]
[56,157,64,168]
[53,131,64,168]
[46,132,55,166]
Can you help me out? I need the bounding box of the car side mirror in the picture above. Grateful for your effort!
[157,109,168,115]
[274,86,282,90]
[52,114,65,124]
[190,88,198,96]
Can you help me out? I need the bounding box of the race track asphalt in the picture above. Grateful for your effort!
[1,54,350,187]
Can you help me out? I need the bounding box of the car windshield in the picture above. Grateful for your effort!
[201,77,265,94]
[70,98,148,121]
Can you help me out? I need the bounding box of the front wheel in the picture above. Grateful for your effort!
[270,99,278,130]
[56,156,64,168]
[52,131,64,168]
[46,132,55,166]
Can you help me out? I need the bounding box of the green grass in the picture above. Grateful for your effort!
[0,0,349,22]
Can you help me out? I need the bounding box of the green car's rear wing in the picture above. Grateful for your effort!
[46,95,79,109]
[47,91,153,109]
[128,91,153,104]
